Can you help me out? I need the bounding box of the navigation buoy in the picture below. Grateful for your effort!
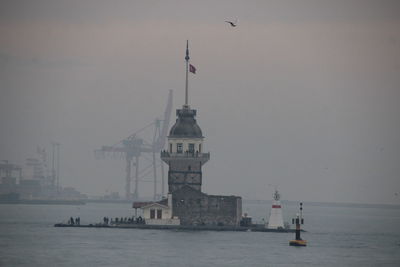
[289,202,307,246]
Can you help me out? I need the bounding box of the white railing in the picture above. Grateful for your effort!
[161,151,210,159]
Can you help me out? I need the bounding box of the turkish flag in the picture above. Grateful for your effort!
[189,64,196,74]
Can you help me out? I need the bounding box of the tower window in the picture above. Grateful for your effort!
[177,143,183,153]
[169,143,172,153]
[189,143,195,153]
[199,144,202,153]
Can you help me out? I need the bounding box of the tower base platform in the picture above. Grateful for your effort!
[54,223,303,233]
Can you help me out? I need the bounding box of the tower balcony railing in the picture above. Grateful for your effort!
[161,150,210,160]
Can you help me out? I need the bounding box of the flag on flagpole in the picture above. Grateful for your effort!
[189,64,196,74]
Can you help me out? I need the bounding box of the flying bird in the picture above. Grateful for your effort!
[225,19,238,27]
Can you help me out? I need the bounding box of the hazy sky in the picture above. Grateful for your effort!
[1,0,399,204]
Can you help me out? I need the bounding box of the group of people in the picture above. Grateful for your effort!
[102,216,145,225]
[68,217,80,225]
[66,215,146,226]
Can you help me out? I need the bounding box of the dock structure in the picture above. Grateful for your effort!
[54,221,299,233]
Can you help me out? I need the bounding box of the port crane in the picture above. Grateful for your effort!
[95,90,173,200]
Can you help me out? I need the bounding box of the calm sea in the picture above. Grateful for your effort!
[0,201,399,266]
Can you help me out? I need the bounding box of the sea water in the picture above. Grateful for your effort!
[0,201,399,266]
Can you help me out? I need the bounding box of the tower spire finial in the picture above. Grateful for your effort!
[184,40,190,108]
[185,40,190,61]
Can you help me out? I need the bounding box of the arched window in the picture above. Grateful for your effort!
[189,143,195,153]
[177,143,183,153]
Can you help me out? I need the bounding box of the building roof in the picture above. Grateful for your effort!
[132,201,154,209]
[169,108,203,138]
[141,202,169,209]
[133,198,169,209]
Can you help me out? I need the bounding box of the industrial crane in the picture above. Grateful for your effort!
[95,90,173,200]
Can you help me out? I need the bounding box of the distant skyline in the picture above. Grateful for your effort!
[1,0,399,204]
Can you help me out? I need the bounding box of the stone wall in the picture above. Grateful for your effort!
[168,160,202,192]
[171,185,242,226]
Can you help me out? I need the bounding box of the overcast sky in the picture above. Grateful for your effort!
[1,0,399,204]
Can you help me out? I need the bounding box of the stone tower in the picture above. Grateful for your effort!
[161,107,209,193]
[157,41,241,226]
[161,41,209,193]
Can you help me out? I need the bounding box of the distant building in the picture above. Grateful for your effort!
[59,187,87,200]
[0,161,23,198]
[0,160,85,201]
[18,179,41,199]
[0,177,17,195]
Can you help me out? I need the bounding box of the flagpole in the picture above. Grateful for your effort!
[185,40,189,108]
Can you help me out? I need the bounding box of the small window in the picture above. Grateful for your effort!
[188,165,191,171]
[169,143,172,153]
[177,143,183,153]
[150,209,155,219]
[157,209,162,219]
[199,144,202,153]
[189,143,195,153]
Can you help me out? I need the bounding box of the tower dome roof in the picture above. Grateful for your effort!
[169,108,203,138]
